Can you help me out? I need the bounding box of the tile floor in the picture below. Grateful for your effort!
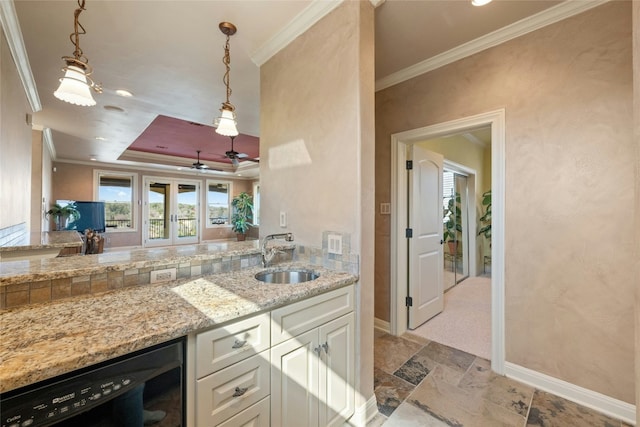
[369,331,631,427]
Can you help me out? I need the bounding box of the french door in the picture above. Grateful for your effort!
[143,177,200,247]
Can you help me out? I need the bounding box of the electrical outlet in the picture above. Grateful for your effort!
[328,234,342,255]
[150,268,176,284]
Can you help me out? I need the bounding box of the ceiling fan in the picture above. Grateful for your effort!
[224,136,259,168]
[191,150,209,170]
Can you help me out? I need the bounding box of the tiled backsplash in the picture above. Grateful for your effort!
[0,231,359,310]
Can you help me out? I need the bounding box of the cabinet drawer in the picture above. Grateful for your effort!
[271,285,354,345]
[197,350,270,425]
[216,396,270,427]
[197,313,270,378]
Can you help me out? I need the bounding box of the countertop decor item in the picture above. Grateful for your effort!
[231,192,253,240]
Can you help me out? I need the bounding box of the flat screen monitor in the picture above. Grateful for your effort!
[66,201,106,233]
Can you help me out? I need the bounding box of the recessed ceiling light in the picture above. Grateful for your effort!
[471,0,492,6]
[90,156,97,161]
[104,105,125,113]
[115,89,133,97]
[95,136,107,141]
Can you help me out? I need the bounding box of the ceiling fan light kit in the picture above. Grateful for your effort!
[214,22,239,137]
[54,0,102,106]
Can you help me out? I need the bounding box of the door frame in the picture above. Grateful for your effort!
[390,109,506,374]
[443,161,478,282]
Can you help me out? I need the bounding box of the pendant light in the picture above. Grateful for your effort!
[53,0,102,106]
[213,22,239,137]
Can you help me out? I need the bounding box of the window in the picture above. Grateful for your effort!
[206,180,232,227]
[95,171,137,232]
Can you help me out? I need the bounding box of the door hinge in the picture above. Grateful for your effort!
[406,160,413,170]
[406,228,413,238]
[406,296,413,307]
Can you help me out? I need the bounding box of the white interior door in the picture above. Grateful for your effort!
[144,177,200,247]
[408,146,444,329]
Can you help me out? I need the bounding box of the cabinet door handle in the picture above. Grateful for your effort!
[233,386,248,397]
[313,345,322,356]
[321,342,329,354]
[232,339,247,349]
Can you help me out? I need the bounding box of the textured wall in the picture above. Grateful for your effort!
[260,0,376,409]
[0,28,32,231]
[632,0,640,421]
[376,2,634,403]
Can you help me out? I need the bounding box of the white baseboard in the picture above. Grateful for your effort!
[374,317,390,333]
[347,394,379,427]
[504,362,636,425]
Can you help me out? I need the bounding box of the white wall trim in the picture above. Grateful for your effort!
[349,394,379,427]
[375,0,610,91]
[390,109,506,375]
[374,317,390,333]
[504,362,636,425]
[43,128,56,161]
[250,0,344,67]
[0,0,41,112]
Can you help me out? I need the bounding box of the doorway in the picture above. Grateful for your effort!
[143,176,201,247]
[442,168,473,290]
[390,109,505,374]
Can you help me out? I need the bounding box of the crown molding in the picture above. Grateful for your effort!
[251,0,345,67]
[43,128,56,160]
[0,0,41,112]
[375,0,610,92]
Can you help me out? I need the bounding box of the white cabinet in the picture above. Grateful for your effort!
[193,285,355,427]
[271,286,355,427]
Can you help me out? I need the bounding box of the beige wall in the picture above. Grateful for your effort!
[1,27,32,231]
[633,0,640,421]
[260,0,375,410]
[376,1,634,404]
[52,161,256,248]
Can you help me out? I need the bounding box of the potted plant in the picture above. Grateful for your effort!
[443,193,462,254]
[477,189,492,243]
[46,202,81,231]
[230,192,253,241]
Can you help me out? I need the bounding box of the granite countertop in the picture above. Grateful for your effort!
[0,240,285,286]
[0,231,83,252]
[0,263,357,393]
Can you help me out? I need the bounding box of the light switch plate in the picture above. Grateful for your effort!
[328,234,343,255]
[380,203,391,215]
[279,211,287,228]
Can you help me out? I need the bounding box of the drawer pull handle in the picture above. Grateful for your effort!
[233,387,248,397]
[232,339,247,349]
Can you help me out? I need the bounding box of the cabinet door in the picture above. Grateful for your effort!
[270,329,319,427]
[318,312,355,427]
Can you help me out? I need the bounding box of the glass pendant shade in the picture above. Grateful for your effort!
[215,107,239,137]
[54,65,96,106]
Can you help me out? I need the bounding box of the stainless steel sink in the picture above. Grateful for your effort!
[255,269,319,284]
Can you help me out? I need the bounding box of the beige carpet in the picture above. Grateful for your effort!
[408,275,491,360]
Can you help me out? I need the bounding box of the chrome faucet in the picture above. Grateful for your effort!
[261,232,294,267]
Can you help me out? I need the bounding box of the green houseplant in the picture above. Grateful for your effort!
[443,193,462,254]
[477,189,492,242]
[46,202,81,231]
[230,192,253,241]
